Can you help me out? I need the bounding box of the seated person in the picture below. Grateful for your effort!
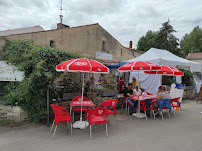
[131,76,139,89]
[97,76,104,84]
[154,86,170,113]
[117,76,126,94]
[156,86,169,100]
[133,84,142,96]
[123,83,138,114]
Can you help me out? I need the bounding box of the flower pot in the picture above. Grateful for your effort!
[86,92,97,99]
[97,90,118,97]
[63,92,82,100]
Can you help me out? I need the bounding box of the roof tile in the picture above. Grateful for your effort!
[187,52,202,59]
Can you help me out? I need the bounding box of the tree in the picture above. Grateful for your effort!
[180,26,202,57]
[155,20,181,56]
[137,30,158,52]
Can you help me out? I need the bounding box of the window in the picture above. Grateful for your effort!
[102,40,106,51]
[50,40,54,48]
[121,48,123,55]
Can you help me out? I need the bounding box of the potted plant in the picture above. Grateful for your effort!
[98,83,118,97]
[86,87,97,99]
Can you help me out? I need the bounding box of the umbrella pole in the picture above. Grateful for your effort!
[92,73,94,102]
[80,72,84,121]
[138,71,139,84]
[47,88,50,127]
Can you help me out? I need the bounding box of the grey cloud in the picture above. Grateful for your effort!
[63,0,122,17]
[1,0,202,47]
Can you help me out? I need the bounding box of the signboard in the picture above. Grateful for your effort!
[170,83,184,102]
[0,61,24,81]
[96,52,112,60]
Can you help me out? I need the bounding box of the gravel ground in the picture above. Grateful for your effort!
[0,99,202,151]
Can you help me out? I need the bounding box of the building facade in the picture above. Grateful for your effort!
[0,23,143,62]
[187,51,202,66]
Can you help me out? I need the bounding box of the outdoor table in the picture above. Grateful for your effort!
[70,100,95,115]
[128,95,157,118]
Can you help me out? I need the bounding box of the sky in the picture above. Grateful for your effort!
[0,0,202,49]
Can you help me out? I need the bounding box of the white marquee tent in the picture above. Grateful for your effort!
[121,48,201,94]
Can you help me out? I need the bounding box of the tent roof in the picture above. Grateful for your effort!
[122,48,201,72]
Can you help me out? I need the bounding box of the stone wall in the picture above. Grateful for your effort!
[0,104,28,122]
[183,89,196,99]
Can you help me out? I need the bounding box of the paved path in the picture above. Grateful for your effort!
[0,100,202,151]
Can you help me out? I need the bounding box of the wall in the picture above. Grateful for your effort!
[0,24,137,61]
[0,104,28,122]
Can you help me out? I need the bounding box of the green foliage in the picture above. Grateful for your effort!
[180,26,202,57]
[155,20,181,56]
[162,76,176,85]
[61,73,81,93]
[103,84,115,90]
[180,69,193,86]
[137,30,158,52]
[137,20,182,56]
[162,70,193,86]
[1,39,82,122]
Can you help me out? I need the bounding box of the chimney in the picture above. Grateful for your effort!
[57,23,70,29]
[191,50,193,54]
[129,41,132,49]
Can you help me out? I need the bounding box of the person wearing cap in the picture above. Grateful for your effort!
[131,76,139,89]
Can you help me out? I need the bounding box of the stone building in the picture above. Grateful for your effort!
[0,23,143,62]
[186,50,202,67]
[0,25,45,36]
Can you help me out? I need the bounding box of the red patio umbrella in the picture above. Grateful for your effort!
[56,58,109,129]
[118,61,161,118]
[118,61,161,72]
[144,65,184,76]
[118,61,161,82]
[56,58,109,73]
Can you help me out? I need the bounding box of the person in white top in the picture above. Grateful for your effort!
[133,84,142,96]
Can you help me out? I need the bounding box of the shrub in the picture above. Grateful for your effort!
[180,69,193,86]
[1,39,82,122]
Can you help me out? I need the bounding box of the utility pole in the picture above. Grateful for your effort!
[59,0,63,28]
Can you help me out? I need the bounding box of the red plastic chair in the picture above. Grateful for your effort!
[50,104,72,138]
[98,99,117,117]
[159,99,171,120]
[139,99,156,121]
[170,97,181,117]
[71,96,89,122]
[121,94,130,115]
[85,108,108,139]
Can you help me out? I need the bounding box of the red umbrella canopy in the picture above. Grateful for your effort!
[144,65,184,76]
[56,58,109,73]
[118,61,161,72]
